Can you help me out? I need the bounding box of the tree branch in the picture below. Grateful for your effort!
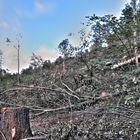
[112,54,140,69]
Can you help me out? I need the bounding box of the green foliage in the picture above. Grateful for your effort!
[58,39,74,58]
[43,60,52,69]
[55,56,63,65]
[30,53,44,69]
[119,4,134,42]
[0,72,17,89]
[21,66,33,75]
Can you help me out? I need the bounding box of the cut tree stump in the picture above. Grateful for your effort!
[0,107,32,140]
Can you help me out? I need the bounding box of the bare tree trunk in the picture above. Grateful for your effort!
[17,44,20,85]
[112,54,140,69]
[131,0,139,66]
[0,107,32,140]
[22,136,46,140]
[62,60,66,75]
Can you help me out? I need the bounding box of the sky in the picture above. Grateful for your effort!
[0,0,130,73]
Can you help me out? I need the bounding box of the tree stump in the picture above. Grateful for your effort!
[0,107,32,140]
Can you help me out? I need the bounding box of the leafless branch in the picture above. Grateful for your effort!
[112,54,140,69]
[0,85,80,100]
[0,130,7,140]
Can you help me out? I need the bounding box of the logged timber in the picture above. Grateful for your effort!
[22,136,46,140]
[112,54,140,69]
[0,107,32,140]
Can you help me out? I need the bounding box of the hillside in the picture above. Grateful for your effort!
[0,44,140,139]
[1,1,140,139]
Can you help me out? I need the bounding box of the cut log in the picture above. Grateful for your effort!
[105,61,113,66]
[0,107,32,140]
[22,136,46,140]
[112,54,140,69]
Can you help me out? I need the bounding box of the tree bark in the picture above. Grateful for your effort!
[112,54,140,69]
[0,107,32,140]
[131,0,139,66]
[22,136,46,140]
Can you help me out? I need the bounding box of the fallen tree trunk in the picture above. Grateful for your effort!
[22,136,46,140]
[0,107,32,140]
[112,54,140,69]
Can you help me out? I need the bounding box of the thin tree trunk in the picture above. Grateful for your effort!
[63,60,66,75]
[22,136,46,140]
[132,0,139,66]
[0,107,32,140]
[17,44,20,85]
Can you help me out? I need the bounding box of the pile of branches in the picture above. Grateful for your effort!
[0,46,140,139]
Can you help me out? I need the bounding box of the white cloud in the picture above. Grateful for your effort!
[35,45,59,61]
[0,45,19,73]
[0,20,11,31]
[0,44,59,73]
[0,18,21,32]
[35,0,54,14]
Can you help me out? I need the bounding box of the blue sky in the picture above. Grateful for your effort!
[0,0,130,72]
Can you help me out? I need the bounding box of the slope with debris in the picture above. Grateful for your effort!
[0,44,140,139]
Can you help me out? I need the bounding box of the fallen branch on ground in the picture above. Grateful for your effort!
[112,54,140,69]
[0,85,80,100]
[0,93,113,115]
